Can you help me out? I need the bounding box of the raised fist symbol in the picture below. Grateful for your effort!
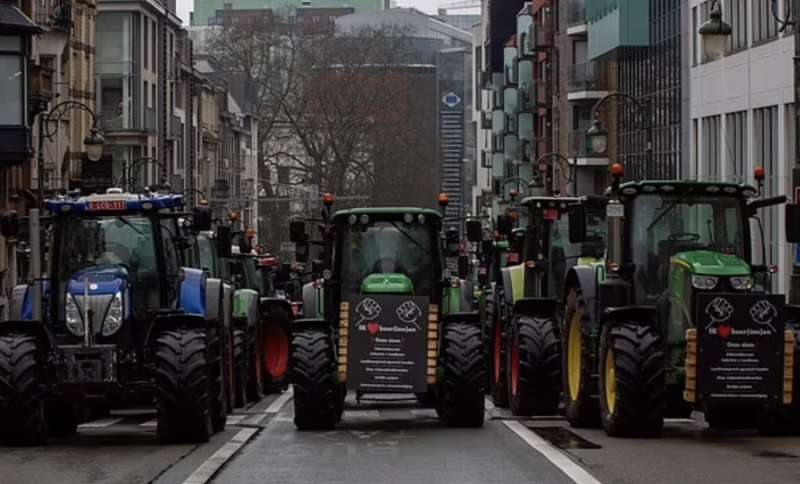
[706,297,734,324]
[750,300,777,331]
[355,298,381,324]
[396,301,422,329]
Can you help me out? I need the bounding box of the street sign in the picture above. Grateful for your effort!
[346,295,429,393]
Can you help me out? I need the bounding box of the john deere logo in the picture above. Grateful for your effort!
[442,92,461,108]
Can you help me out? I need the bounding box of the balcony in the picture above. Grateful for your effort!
[568,129,610,166]
[36,0,72,32]
[567,61,609,100]
[567,0,587,36]
[0,126,33,166]
[167,114,182,139]
[587,0,650,60]
[531,23,554,51]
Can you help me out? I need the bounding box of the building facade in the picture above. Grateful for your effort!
[191,0,386,26]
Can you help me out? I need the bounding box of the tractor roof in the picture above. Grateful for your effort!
[520,196,580,207]
[332,207,442,223]
[615,180,757,197]
[47,190,184,214]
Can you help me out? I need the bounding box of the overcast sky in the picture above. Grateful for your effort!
[176,0,455,26]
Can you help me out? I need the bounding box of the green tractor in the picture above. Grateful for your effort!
[489,196,606,415]
[564,165,795,436]
[287,196,485,429]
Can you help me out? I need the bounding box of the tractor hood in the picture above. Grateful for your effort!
[671,250,751,277]
[67,265,129,296]
[360,273,414,295]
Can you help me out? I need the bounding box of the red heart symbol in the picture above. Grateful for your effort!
[719,325,732,339]
[368,322,380,335]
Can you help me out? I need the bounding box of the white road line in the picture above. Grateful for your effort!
[78,418,124,429]
[504,421,602,484]
[484,397,496,411]
[344,410,381,419]
[226,415,246,425]
[410,409,438,419]
[664,418,696,424]
[182,427,258,484]
[264,387,294,414]
[140,419,157,428]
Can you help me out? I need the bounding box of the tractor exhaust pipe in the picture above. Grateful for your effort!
[29,209,42,323]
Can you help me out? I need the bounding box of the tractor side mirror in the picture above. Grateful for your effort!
[289,220,307,244]
[0,211,19,238]
[569,206,587,243]
[216,225,233,259]
[444,227,460,257]
[458,255,469,279]
[191,206,212,231]
[786,204,800,243]
[466,220,482,243]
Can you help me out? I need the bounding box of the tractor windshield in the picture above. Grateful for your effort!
[340,221,435,295]
[631,193,746,301]
[55,214,161,312]
[549,209,606,299]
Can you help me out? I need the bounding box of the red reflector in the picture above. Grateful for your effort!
[543,209,559,221]
[507,252,519,264]
[88,200,126,211]
[258,257,278,267]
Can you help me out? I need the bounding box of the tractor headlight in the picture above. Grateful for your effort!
[65,293,84,336]
[102,292,124,336]
[691,275,719,290]
[729,276,754,291]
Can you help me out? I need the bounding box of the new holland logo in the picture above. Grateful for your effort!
[442,92,461,108]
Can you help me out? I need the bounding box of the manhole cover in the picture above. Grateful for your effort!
[527,426,602,450]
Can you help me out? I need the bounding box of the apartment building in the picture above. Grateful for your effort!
[690,0,794,292]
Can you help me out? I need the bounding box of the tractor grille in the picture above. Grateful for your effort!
[72,294,114,334]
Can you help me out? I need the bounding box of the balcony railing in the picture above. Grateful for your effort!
[101,105,134,131]
[567,0,586,26]
[568,129,590,157]
[36,0,72,32]
[567,61,608,92]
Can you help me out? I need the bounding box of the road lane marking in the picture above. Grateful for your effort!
[182,427,259,484]
[265,387,294,415]
[504,421,602,484]
[484,397,495,411]
[78,418,123,429]
[226,415,245,425]
[344,410,381,419]
[410,409,437,418]
[140,419,157,428]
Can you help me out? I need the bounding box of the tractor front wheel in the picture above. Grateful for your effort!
[154,329,214,443]
[291,328,340,430]
[437,322,485,427]
[598,322,665,437]
[263,321,291,394]
[507,315,561,416]
[563,287,599,428]
[0,334,46,445]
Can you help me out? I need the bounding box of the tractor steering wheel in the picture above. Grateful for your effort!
[668,232,701,243]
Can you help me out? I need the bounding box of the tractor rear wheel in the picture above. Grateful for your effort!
[487,295,508,408]
[437,322,485,427]
[263,318,291,394]
[563,288,599,428]
[291,328,339,430]
[154,329,214,444]
[507,315,561,416]
[0,334,46,445]
[246,326,263,403]
[599,322,665,437]
[209,328,227,434]
[233,329,247,408]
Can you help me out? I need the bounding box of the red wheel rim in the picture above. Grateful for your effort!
[494,323,502,384]
[511,334,520,396]
[264,324,289,378]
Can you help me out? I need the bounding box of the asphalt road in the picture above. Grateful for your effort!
[3,392,800,484]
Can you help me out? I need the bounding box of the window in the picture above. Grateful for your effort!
[97,12,134,67]
[725,111,747,182]
[692,6,698,65]
[753,106,780,288]
[753,0,779,43]
[0,35,24,125]
[144,19,148,70]
[702,115,721,178]
[692,119,699,177]
[724,0,748,52]
[152,22,157,74]
[144,80,148,108]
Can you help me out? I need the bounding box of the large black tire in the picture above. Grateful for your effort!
[437,322,485,427]
[262,307,292,394]
[47,401,78,437]
[154,329,214,444]
[507,315,561,416]
[487,294,508,408]
[563,287,600,428]
[291,328,339,430]
[598,322,665,437]
[233,329,247,408]
[208,329,227,434]
[246,326,263,403]
[0,334,47,445]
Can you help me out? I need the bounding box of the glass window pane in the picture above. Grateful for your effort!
[0,36,22,52]
[0,54,23,124]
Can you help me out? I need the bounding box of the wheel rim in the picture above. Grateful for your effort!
[567,312,582,401]
[511,333,520,396]
[605,348,617,414]
[264,324,289,378]
[494,323,502,384]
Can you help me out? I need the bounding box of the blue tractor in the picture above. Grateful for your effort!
[0,190,231,445]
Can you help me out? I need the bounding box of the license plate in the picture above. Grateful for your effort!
[606,203,624,218]
[88,200,126,211]
[543,209,559,221]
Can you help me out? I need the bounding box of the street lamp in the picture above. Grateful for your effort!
[586,91,653,178]
[698,0,732,60]
[127,157,167,192]
[585,119,609,156]
[536,152,576,196]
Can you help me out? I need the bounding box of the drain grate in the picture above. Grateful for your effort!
[527,426,602,450]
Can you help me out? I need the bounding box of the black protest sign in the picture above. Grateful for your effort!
[696,293,784,403]
[346,295,430,393]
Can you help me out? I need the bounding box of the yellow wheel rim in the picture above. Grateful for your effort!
[605,348,617,414]
[567,313,582,401]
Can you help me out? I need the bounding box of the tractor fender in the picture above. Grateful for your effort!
[0,320,52,351]
[441,311,480,327]
[260,297,294,326]
[179,267,208,318]
[233,288,260,330]
[148,313,211,346]
[565,266,601,322]
[290,318,331,335]
[512,297,559,318]
[302,282,324,319]
[600,306,657,327]
[499,264,525,309]
[204,277,223,323]
[9,284,30,320]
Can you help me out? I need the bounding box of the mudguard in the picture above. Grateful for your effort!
[290,318,331,334]
[302,282,324,319]
[513,297,559,318]
[148,312,211,345]
[205,278,223,323]
[0,320,51,350]
[600,306,657,326]
[261,297,293,315]
[9,284,29,320]
[179,267,208,318]
[565,265,602,322]
[499,264,525,308]
[233,288,260,330]
[441,311,480,327]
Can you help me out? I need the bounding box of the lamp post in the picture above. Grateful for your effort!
[536,152,576,196]
[38,100,105,207]
[127,157,167,192]
[586,92,653,178]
